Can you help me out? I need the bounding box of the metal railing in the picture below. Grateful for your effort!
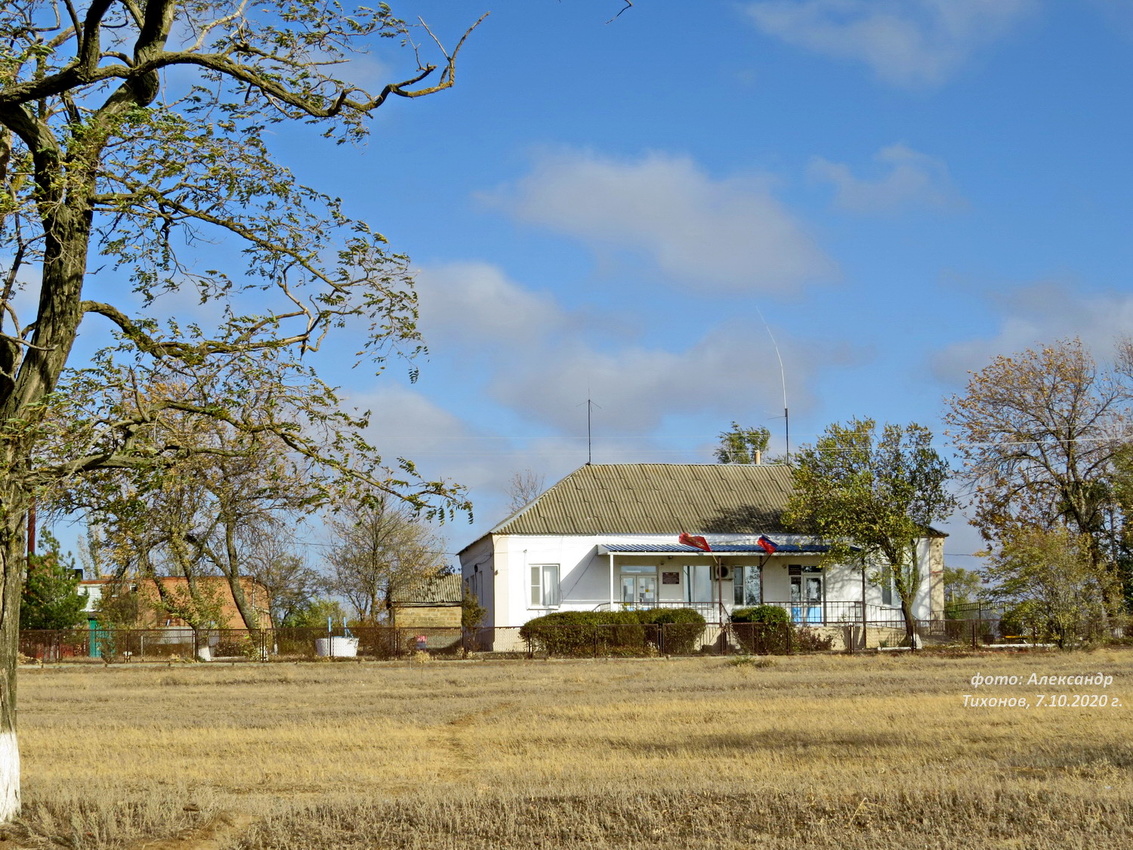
[589,599,906,626]
[18,626,486,663]
[17,614,1047,662]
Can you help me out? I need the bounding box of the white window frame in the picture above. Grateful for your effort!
[529,564,561,608]
[733,565,762,607]
[683,564,714,604]
[880,568,896,607]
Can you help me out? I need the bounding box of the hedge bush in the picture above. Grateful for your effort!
[520,608,707,657]
[730,605,791,654]
[519,611,647,656]
[641,608,706,655]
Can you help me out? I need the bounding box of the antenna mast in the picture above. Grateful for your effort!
[755,305,789,461]
[580,396,601,465]
[587,398,594,464]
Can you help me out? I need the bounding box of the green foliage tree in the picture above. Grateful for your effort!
[1112,443,1133,611]
[785,419,957,643]
[715,423,772,464]
[984,526,1119,648]
[461,592,487,632]
[69,382,329,632]
[91,577,141,629]
[0,0,480,818]
[942,566,983,611]
[282,598,347,629]
[19,533,86,631]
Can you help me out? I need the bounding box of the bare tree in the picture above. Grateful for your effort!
[945,339,1130,567]
[507,469,546,513]
[243,537,325,628]
[327,496,445,623]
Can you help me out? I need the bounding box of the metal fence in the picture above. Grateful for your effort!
[19,626,481,663]
[17,614,1033,663]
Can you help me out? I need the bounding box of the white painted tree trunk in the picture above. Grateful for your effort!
[0,506,28,822]
[0,731,18,822]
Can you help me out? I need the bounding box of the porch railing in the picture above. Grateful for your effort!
[590,599,905,626]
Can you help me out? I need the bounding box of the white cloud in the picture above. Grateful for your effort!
[414,261,570,349]
[348,383,516,519]
[932,282,1133,385]
[386,258,866,535]
[745,0,1037,88]
[488,318,845,436]
[485,150,835,295]
[809,143,963,213]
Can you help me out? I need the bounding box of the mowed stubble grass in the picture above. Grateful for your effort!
[15,649,1133,849]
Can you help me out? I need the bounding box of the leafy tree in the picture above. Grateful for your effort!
[984,526,1119,648]
[243,539,325,629]
[945,339,1130,578]
[942,566,983,608]
[715,423,771,464]
[91,577,141,629]
[71,384,327,631]
[282,598,347,629]
[785,419,957,643]
[461,592,487,632]
[20,533,86,631]
[1111,443,1133,610]
[327,495,445,623]
[0,0,479,817]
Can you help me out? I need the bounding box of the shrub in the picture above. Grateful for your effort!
[730,606,791,654]
[639,608,706,655]
[520,611,647,657]
[731,605,790,625]
[793,626,834,652]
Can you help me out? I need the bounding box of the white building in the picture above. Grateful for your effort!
[459,464,944,647]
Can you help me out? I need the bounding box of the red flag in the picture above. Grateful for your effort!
[678,533,712,552]
[757,535,778,554]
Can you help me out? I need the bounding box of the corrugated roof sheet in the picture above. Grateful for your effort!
[493,463,795,536]
[393,573,462,606]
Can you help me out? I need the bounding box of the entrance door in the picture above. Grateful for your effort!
[789,569,823,624]
[621,567,657,608]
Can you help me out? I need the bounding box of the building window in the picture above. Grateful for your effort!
[529,564,560,608]
[683,564,714,604]
[880,569,895,607]
[733,566,762,606]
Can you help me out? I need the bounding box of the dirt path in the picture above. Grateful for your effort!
[122,812,257,850]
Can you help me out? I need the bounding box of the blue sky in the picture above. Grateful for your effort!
[143,1,1133,565]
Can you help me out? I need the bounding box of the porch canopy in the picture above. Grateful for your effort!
[596,541,837,617]
[596,542,831,556]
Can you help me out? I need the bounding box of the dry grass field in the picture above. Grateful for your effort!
[9,648,1133,849]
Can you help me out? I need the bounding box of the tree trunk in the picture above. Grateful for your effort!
[900,600,917,649]
[218,527,260,632]
[0,499,26,821]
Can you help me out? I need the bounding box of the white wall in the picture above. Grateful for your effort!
[461,532,941,628]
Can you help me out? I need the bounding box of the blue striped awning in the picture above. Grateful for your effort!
[597,543,831,555]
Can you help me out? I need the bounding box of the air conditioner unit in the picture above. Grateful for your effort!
[712,565,732,581]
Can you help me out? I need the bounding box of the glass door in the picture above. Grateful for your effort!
[620,566,657,608]
[789,568,823,624]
